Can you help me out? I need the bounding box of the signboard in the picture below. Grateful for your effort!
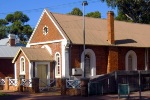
[118,84,130,99]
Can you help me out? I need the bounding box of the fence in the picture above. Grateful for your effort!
[0,77,57,93]
[0,79,5,85]
[39,79,56,92]
[66,80,81,89]
[9,79,18,86]
[89,70,150,95]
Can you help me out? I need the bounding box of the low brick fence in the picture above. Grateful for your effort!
[0,77,39,93]
[61,78,89,96]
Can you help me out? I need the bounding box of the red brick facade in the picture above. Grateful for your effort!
[15,52,29,79]
[30,13,63,43]
[70,45,147,75]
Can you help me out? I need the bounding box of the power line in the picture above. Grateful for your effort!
[0,0,101,15]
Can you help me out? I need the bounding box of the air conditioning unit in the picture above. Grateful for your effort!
[72,68,82,76]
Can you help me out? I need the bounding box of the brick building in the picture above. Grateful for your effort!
[0,34,21,78]
[12,9,150,85]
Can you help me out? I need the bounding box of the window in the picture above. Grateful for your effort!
[128,55,133,71]
[20,57,25,74]
[55,53,61,77]
[85,54,91,75]
[81,49,96,77]
[125,50,137,71]
[43,25,48,35]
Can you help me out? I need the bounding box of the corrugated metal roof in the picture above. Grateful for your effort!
[0,38,9,45]
[0,46,20,58]
[52,12,150,47]
[21,47,53,61]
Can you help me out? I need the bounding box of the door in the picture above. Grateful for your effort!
[37,64,47,87]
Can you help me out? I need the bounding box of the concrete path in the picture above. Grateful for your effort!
[0,90,150,100]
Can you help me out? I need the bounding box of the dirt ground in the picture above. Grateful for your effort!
[0,90,150,100]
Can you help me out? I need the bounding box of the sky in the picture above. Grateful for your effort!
[0,0,117,28]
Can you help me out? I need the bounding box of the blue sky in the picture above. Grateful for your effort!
[0,0,117,28]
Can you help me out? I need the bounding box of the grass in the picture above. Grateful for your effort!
[0,92,10,96]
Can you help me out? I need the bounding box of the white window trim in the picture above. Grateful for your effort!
[125,50,137,71]
[81,49,96,77]
[20,56,25,75]
[43,25,48,35]
[55,52,61,78]
[14,62,17,80]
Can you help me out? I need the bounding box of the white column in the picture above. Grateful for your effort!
[14,62,17,80]
[61,40,67,77]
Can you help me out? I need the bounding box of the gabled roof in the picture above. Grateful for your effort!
[28,9,150,48]
[0,46,20,58]
[12,47,53,63]
[52,12,150,47]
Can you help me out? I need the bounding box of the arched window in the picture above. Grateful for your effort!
[125,50,137,71]
[20,57,25,74]
[55,53,61,77]
[81,49,96,77]
[128,55,133,71]
[85,54,91,75]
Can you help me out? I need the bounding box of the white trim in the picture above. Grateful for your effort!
[27,9,46,47]
[41,45,52,55]
[65,48,69,78]
[145,48,149,70]
[35,62,50,82]
[28,39,64,46]
[61,41,66,77]
[20,56,25,75]
[55,52,61,78]
[29,62,33,79]
[125,50,137,71]
[81,49,96,77]
[14,62,17,80]
[43,25,49,35]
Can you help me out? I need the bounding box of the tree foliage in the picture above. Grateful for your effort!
[67,8,83,16]
[0,11,33,41]
[101,0,150,24]
[0,19,8,39]
[67,8,101,18]
[86,11,101,18]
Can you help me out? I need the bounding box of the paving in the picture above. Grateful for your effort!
[0,90,150,100]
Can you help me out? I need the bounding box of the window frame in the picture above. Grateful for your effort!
[55,52,61,78]
[125,50,137,71]
[20,56,25,75]
[43,25,48,35]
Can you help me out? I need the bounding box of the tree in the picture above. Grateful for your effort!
[101,0,150,24]
[68,8,101,18]
[5,11,33,41]
[86,11,101,18]
[0,19,8,39]
[115,11,132,22]
[67,8,83,16]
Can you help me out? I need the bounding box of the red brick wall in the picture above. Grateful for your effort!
[70,45,146,75]
[30,13,63,43]
[107,47,118,73]
[0,58,14,78]
[70,45,108,75]
[15,52,29,79]
[118,47,145,70]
